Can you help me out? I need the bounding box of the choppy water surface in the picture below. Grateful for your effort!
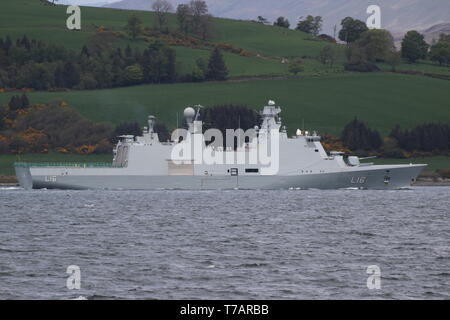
[0,187,449,299]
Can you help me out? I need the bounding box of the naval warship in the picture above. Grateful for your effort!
[15,101,426,190]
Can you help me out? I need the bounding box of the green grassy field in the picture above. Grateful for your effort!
[366,156,450,174]
[0,153,112,176]
[378,61,450,76]
[1,73,449,136]
[174,46,289,77]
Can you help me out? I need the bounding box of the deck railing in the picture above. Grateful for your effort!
[14,162,123,168]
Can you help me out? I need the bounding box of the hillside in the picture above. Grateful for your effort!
[105,0,450,34]
[0,1,449,134]
[1,73,449,137]
[422,23,450,44]
[0,1,448,129]
[0,0,344,79]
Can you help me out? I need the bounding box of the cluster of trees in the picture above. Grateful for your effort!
[1,32,231,90]
[185,46,228,82]
[338,17,369,43]
[5,94,30,112]
[338,17,403,72]
[341,118,383,151]
[339,118,450,157]
[273,15,324,37]
[273,17,290,29]
[0,96,114,154]
[0,35,178,90]
[400,31,450,65]
[200,104,261,148]
[254,13,448,69]
[256,16,270,25]
[0,94,173,154]
[389,123,450,153]
[342,17,450,73]
[429,34,450,66]
[111,122,142,144]
[0,35,71,89]
[339,16,450,69]
[296,16,323,37]
[152,0,174,31]
[400,31,429,63]
[1,98,261,154]
[397,30,450,66]
[176,0,214,40]
[125,14,145,40]
[126,0,214,40]
[201,104,260,132]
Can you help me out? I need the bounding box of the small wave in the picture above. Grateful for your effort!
[239,263,269,268]
[0,187,22,191]
[349,230,376,237]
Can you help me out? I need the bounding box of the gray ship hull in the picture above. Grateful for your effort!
[15,164,425,190]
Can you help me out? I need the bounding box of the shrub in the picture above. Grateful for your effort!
[437,169,450,179]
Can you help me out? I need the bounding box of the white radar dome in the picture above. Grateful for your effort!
[184,107,196,118]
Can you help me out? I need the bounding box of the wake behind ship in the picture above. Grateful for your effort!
[15,101,426,190]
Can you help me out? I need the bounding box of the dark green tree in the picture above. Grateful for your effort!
[62,61,80,88]
[125,14,143,40]
[338,17,368,43]
[163,47,177,83]
[344,43,379,72]
[20,94,30,109]
[176,4,192,35]
[341,118,382,151]
[201,104,261,148]
[54,64,65,88]
[401,30,429,63]
[273,17,290,28]
[256,16,269,25]
[429,40,450,65]
[8,95,23,111]
[318,45,336,67]
[296,16,322,36]
[154,122,170,142]
[355,29,395,62]
[206,47,228,81]
[111,122,142,143]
